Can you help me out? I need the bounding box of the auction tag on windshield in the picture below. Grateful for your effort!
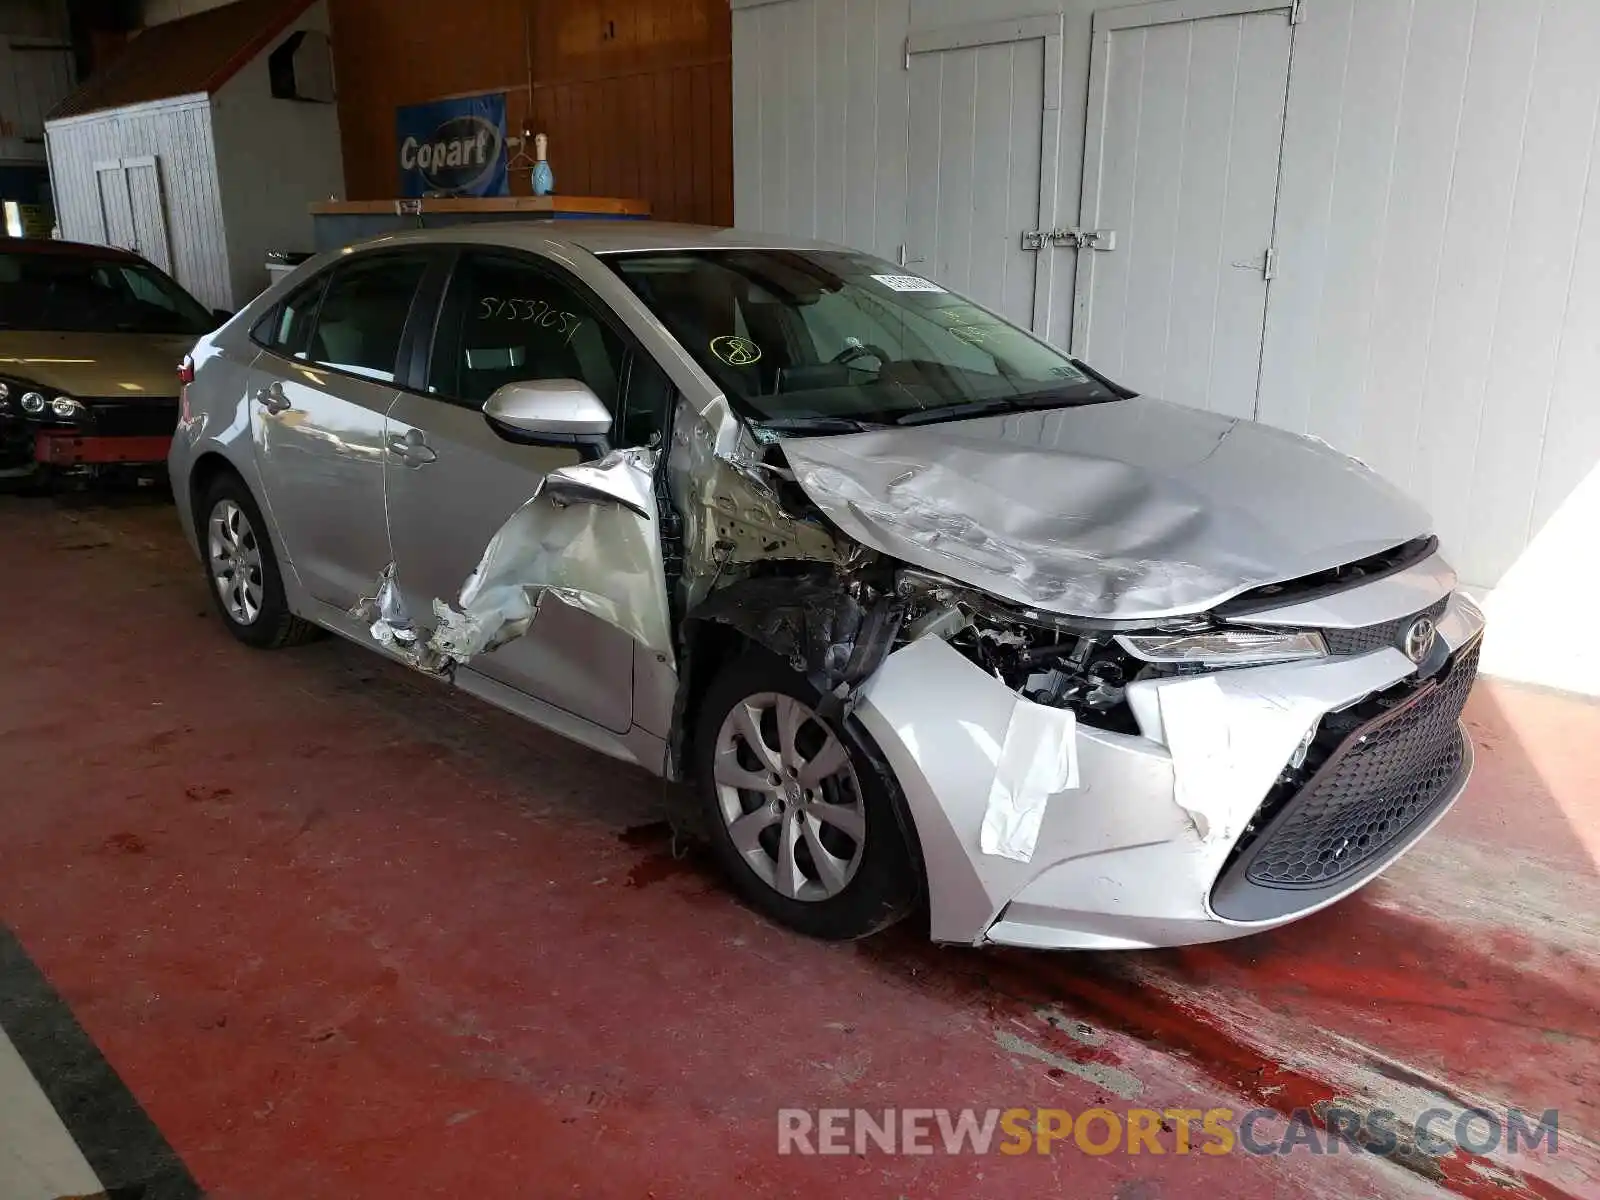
[871,273,946,293]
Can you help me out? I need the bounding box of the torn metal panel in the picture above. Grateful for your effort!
[436,447,673,664]
[665,395,852,612]
[780,396,1432,621]
[355,448,674,672]
[348,563,449,673]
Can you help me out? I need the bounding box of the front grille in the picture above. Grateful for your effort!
[1323,596,1450,657]
[1242,638,1480,890]
[87,399,179,437]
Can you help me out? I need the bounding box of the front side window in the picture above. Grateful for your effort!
[0,251,213,335]
[304,255,429,383]
[427,253,625,411]
[606,249,1121,428]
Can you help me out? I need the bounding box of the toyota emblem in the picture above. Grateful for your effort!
[1402,616,1437,663]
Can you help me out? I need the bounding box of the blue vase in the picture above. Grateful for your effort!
[532,159,554,196]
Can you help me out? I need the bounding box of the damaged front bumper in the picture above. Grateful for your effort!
[853,592,1485,950]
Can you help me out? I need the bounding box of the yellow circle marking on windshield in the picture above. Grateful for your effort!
[710,335,762,366]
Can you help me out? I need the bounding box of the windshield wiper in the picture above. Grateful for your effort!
[893,387,1120,426]
[893,396,1054,426]
[757,415,887,434]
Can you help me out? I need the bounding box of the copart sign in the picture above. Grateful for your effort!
[396,93,508,198]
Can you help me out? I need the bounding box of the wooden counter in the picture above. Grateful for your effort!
[309,195,650,251]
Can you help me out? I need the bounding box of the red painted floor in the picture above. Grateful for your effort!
[0,493,1595,1200]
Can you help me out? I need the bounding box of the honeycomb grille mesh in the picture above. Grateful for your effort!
[1323,597,1450,657]
[1244,639,1480,889]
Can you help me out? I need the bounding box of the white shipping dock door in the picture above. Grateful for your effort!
[905,16,1063,333]
[1073,0,1296,418]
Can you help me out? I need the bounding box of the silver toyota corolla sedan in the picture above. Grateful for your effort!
[170,222,1484,950]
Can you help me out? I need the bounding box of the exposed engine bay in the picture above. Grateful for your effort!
[894,570,1155,736]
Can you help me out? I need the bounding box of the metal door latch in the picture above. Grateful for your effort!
[1231,247,1279,280]
[1021,228,1118,252]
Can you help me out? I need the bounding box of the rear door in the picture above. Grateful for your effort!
[247,251,430,608]
[384,249,643,734]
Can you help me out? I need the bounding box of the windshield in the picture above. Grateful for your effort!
[0,251,214,335]
[605,248,1123,428]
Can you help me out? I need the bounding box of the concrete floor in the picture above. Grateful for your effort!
[0,491,1595,1200]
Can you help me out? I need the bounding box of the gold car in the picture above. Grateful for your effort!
[0,239,220,486]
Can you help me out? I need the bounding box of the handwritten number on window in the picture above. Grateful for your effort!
[477,296,583,344]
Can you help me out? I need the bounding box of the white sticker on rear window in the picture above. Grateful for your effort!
[870,273,946,293]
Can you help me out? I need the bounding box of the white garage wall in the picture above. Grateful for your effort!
[732,0,911,261]
[733,0,1600,692]
[45,98,234,310]
[210,0,344,303]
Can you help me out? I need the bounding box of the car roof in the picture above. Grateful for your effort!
[0,238,144,263]
[346,220,849,259]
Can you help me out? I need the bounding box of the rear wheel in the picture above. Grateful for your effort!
[695,652,918,940]
[197,472,318,649]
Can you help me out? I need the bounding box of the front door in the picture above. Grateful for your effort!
[248,251,429,608]
[383,250,640,734]
[1072,1,1295,418]
[905,16,1063,334]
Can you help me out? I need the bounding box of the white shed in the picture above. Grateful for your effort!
[732,0,1600,696]
[43,0,344,310]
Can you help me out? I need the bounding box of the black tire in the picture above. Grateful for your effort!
[694,650,919,940]
[195,470,320,649]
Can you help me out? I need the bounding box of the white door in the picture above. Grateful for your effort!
[906,16,1063,333]
[93,160,136,251]
[125,157,172,274]
[1073,0,1296,418]
[92,156,172,272]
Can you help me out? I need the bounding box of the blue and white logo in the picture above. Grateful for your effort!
[396,93,508,198]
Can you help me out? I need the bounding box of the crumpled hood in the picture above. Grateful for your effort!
[0,331,196,399]
[780,396,1433,620]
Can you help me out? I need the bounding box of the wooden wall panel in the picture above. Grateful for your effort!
[327,0,730,224]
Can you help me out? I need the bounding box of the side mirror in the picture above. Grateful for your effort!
[482,379,612,447]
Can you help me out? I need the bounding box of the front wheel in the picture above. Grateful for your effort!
[694,652,919,940]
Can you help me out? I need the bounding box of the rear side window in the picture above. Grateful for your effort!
[254,275,327,358]
[305,255,429,383]
[427,252,626,410]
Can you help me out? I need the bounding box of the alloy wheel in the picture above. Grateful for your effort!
[712,692,867,902]
[207,498,264,626]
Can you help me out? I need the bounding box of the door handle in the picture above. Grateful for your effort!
[254,382,291,414]
[386,431,437,467]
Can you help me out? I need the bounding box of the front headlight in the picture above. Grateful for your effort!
[1,376,55,417]
[49,396,83,418]
[1116,629,1328,665]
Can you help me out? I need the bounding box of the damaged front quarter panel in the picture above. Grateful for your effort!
[666,394,855,612]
